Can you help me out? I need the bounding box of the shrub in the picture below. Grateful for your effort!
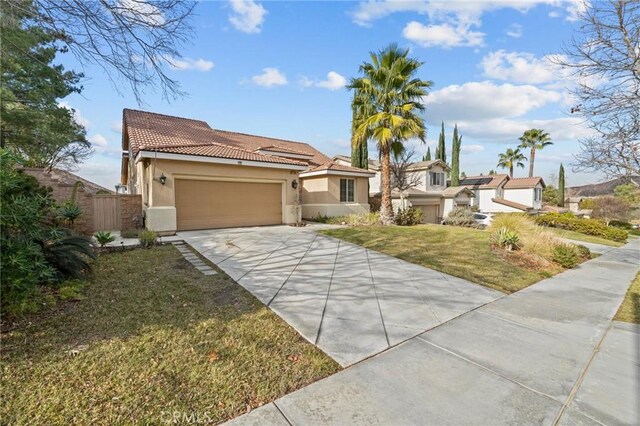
[491,227,520,251]
[575,244,592,259]
[578,198,596,209]
[312,213,330,224]
[443,207,476,227]
[609,219,632,230]
[592,196,630,225]
[139,230,158,248]
[95,231,116,247]
[395,207,423,226]
[41,229,96,280]
[327,212,381,226]
[120,228,140,239]
[535,212,627,243]
[552,244,580,268]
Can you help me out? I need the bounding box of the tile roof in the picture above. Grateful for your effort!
[491,198,532,211]
[407,160,450,171]
[504,177,545,189]
[333,155,381,170]
[459,174,509,189]
[442,186,474,198]
[123,109,328,167]
[256,145,311,156]
[304,161,376,175]
[143,142,307,166]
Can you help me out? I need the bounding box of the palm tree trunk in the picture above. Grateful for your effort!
[380,145,394,225]
[509,165,514,178]
[529,147,535,177]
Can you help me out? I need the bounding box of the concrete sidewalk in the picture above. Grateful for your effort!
[228,240,639,425]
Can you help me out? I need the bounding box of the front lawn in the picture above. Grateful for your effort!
[545,228,624,247]
[1,246,339,424]
[321,225,562,294]
[615,272,640,324]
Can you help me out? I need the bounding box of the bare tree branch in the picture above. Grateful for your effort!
[553,0,640,178]
[7,0,196,104]
[391,147,422,209]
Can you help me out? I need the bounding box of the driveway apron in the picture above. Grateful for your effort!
[179,225,501,366]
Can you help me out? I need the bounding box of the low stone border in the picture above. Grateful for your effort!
[172,242,218,276]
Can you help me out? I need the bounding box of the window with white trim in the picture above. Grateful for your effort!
[534,187,542,201]
[430,172,445,187]
[340,178,355,202]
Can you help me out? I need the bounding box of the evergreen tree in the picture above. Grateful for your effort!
[423,147,431,161]
[558,163,565,207]
[450,124,461,186]
[437,121,446,163]
[350,89,369,169]
[1,1,89,169]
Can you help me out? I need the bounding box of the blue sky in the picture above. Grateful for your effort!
[59,0,598,190]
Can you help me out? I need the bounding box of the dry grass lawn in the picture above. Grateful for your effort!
[615,272,640,324]
[1,245,339,425]
[321,225,563,294]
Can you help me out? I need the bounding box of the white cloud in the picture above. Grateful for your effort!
[164,56,214,71]
[301,71,347,91]
[403,21,484,48]
[424,81,561,121]
[111,121,123,134]
[116,0,165,26]
[89,134,108,148]
[505,23,523,38]
[455,117,591,142]
[352,1,589,47]
[229,0,267,34]
[59,101,91,129]
[250,67,287,87]
[481,50,559,85]
[461,144,485,153]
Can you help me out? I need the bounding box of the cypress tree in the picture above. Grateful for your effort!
[424,147,431,161]
[451,125,461,186]
[437,121,446,163]
[558,163,565,207]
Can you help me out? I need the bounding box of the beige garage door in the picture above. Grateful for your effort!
[419,205,440,224]
[175,179,283,230]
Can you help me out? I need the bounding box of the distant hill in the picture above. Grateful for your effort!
[567,176,640,197]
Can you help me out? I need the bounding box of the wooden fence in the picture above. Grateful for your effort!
[93,195,121,231]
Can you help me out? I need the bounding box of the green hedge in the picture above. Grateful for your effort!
[535,213,628,243]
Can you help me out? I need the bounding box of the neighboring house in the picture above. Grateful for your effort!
[459,174,545,213]
[121,109,374,233]
[335,155,474,223]
[333,154,381,194]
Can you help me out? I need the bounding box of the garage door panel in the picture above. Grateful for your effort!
[176,180,283,230]
[418,205,439,224]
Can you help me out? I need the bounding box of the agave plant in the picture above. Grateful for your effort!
[94,230,116,247]
[40,229,96,280]
[57,202,83,228]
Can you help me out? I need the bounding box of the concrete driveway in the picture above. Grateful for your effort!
[179,225,500,366]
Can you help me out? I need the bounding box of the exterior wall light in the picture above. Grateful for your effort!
[291,179,298,190]
[159,173,167,185]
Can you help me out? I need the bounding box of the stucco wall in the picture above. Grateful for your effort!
[301,175,369,205]
[302,203,369,219]
[136,158,300,232]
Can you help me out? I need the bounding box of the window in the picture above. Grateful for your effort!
[430,172,445,187]
[534,187,542,201]
[340,178,355,202]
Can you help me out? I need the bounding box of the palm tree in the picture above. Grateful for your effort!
[348,44,432,225]
[497,148,527,178]
[518,129,552,177]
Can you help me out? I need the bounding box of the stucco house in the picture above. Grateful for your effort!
[120,109,374,233]
[459,174,545,213]
[334,155,474,223]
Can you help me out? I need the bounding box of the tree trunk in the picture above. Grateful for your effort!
[529,147,535,177]
[509,165,514,178]
[380,145,394,225]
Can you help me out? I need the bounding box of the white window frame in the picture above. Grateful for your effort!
[430,172,445,187]
[340,178,355,203]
